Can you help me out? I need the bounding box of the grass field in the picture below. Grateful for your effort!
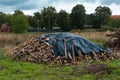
[0,32,120,80]
[0,50,120,80]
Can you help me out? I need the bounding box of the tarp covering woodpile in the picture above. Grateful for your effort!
[44,32,112,56]
[11,32,118,65]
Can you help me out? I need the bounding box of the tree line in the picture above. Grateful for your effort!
[0,4,119,33]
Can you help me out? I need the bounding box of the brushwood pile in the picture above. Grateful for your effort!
[106,29,120,50]
[11,32,119,65]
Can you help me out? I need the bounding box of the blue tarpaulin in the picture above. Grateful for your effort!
[43,32,112,57]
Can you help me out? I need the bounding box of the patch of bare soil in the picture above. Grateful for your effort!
[71,64,114,76]
[82,64,113,75]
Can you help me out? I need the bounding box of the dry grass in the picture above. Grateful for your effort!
[0,32,43,49]
[79,32,108,45]
[0,32,44,56]
[0,31,107,50]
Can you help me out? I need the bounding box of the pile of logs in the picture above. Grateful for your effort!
[11,36,119,65]
[11,37,54,64]
[105,28,120,51]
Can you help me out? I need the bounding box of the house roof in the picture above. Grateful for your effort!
[110,15,120,19]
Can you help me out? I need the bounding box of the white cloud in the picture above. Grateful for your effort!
[22,9,39,16]
[0,5,13,14]
[54,0,120,15]
[108,3,120,15]
[54,1,76,13]
[84,2,100,14]
[0,0,120,15]
[54,0,100,14]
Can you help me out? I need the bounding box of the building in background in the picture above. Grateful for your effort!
[0,23,13,32]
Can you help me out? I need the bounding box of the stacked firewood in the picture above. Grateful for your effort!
[11,36,119,65]
[11,37,54,64]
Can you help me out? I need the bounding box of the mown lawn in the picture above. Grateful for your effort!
[0,50,120,80]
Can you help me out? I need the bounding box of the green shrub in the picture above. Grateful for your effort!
[70,29,81,33]
[108,18,120,28]
[12,15,29,33]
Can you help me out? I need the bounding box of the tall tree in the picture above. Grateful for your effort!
[57,10,70,31]
[41,6,57,31]
[0,12,6,27]
[5,14,13,27]
[34,12,41,19]
[70,4,86,29]
[27,16,38,28]
[33,12,43,29]
[94,6,111,28]
[86,14,94,25]
[13,10,24,16]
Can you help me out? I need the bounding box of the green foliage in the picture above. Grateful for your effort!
[94,6,111,28]
[13,10,24,16]
[27,15,38,28]
[12,15,29,33]
[0,49,120,80]
[5,14,13,26]
[41,6,57,30]
[33,12,44,28]
[27,13,42,29]
[71,4,86,29]
[0,5,114,31]
[86,14,94,26]
[34,12,41,19]
[0,12,6,26]
[57,10,70,31]
[108,18,120,28]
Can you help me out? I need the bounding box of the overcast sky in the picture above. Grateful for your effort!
[0,0,120,15]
